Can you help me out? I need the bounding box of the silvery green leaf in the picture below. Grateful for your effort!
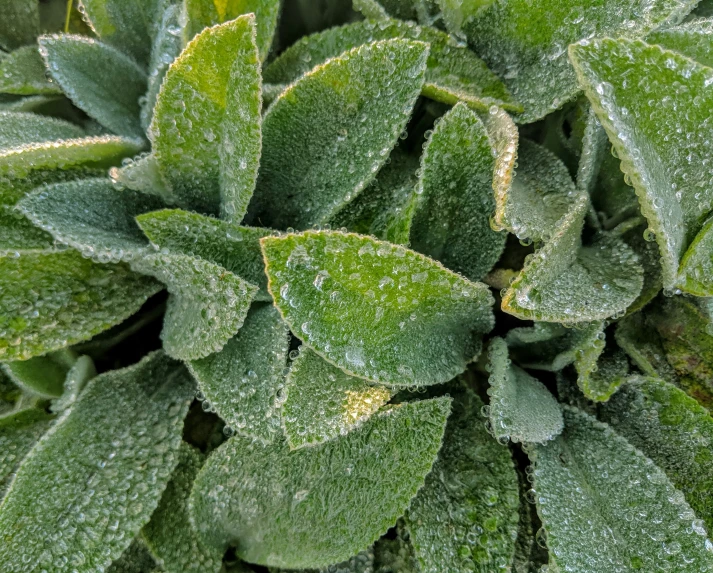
[0,110,84,149]
[573,332,629,402]
[0,45,62,96]
[107,539,160,573]
[0,0,39,51]
[647,18,713,68]
[1,349,75,398]
[0,207,54,251]
[50,354,96,413]
[575,107,608,197]
[109,153,173,201]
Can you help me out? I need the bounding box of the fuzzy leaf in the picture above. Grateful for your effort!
[404,383,520,573]
[136,209,273,301]
[0,207,54,250]
[573,334,629,402]
[282,348,392,449]
[142,443,223,573]
[263,19,519,113]
[132,253,258,361]
[534,406,713,572]
[151,15,261,218]
[39,35,147,139]
[273,550,376,573]
[187,303,289,443]
[352,0,390,19]
[0,110,84,149]
[647,18,713,68]
[0,0,39,51]
[486,337,563,444]
[0,351,194,573]
[261,230,494,386]
[1,349,75,398]
[107,540,160,573]
[246,40,427,230]
[109,153,172,200]
[50,354,96,413]
[570,37,713,292]
[0,249,161,361]
[483,105,518,219]
[189,397,451,569]
[576,107,608,197]
[678,214,713,296]
[410,102,505,281]
[0,45,62,96]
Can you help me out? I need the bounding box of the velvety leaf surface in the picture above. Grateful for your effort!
[647,18,713,68]
[272,549,376,573]
[189,397,451,569]
[0,351,194,573]
[246,40,427,230]
[132,253,258,361]
[187,303,289,443]
[106,539,160,573]
[50,354,96,413]
[1,349,75,398]
[261,230,494,386]
[109,153,173,200]
[576,107,608,197]
[0,0,39,51]
[0,207,54,250]
[0,110,84,149]
[678,214,713,296]
[282,348,392,449]
[534,407,713,572]
[0,250,161,361]
[486,337,563,444]
[404,383,520,573]
[39,35,147,138]
[574,337,629,402]
[410,102,505,281]
[0,45,62,95]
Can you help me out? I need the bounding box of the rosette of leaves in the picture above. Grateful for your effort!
[1,1,713,572]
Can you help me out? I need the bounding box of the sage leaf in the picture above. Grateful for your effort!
[0,0,39,51]
[1,349,75,398]
[50,354,96,413]
[0,207,54,250]
[573,334,629,402]
[109,153,173,201]
[0,110,84,149]
[647,18,713,68]
[107,539,160,573]
[0,45,62,96]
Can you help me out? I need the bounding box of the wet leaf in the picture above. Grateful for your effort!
[0,207,54,251]
[573,333,629,402]
[1,349,75,398]
[0,0,39,51]
[647,18,713,68]
[0,110,84,149]
[109,153,173,200]
[0,45,62,96]
[107,539,160,573]
[50,354,96,413]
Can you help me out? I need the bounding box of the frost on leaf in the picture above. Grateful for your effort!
[187,303,289,444]
[0,352,194,573]
[189,397,451,569]
[410,102,505,282]
[132,253,258,361]
[282,348,392,449]
[0,250,162,361]
[534,406,713,572]
[261,230,494,386]
[0,45,63,96]
[404,382,520,573]
[245,40,427,230]
[1,349,75,398]
[486,337,563,444]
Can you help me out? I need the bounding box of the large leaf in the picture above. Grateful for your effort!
[261,230,494,386]
[263,19,519,113]
[447,0,697,122]
[1,349,75,398]
[647,18,713,68]
[404,383,520,573]
[0,249,161,361]
[0,0,39,51]
[187,303,289,444]
[150,15,261,218]
[570,37,713,292]
[282,348,392,449]
[0,351,194,573]
[534,407,713,572]
[189,397,451,569]
[410,102,505,281]
[39,35,147,139]
[0,45,63,96]
[132,252,258,361]
[245,40,427,230]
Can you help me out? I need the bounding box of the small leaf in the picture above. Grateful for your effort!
[404,382,520,573]
[107,539,160,573]
[132,252,258,361]
[39,34,148,139]
[50,354,96,413]
[136,208,273,301]
[0,249,162,361]
[0,110,84,149]
[282,348,392,449]
[534,406,713,572]
[410,102,505,281]
[109,153,173,201]
[486,337,563,444]
[246,40,427,230]
[0,165,106,206]
[575,107,608,197]
[261,230,494,386]
[18,177,165,261]
[352,0,390,19]
[142,443,223,573]
[483,105,518,221]
[573,333,629,402]
[150,15,261,217]
[677,214,713,296]
[1,349,75,398]
[0,0,39,51]
[647,18,713,68]
[187,303,289,444]
[0,45,62,96]
[189,397,451,569]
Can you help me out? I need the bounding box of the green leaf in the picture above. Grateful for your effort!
[483,105,518,222]
[0,207,54,251]
[18,177,165,262]
[132,252,258,361]
[367,0,417,20]
[246,40,427,230]
[0,408,54,497]
[183,0,280,59]
[575,107,608,197]
[404,382,520,573]
[0,165,106,206]
[615,218,663,312]
[261,230,494,386]
[451,0,697,122]
[0,110,84,149]
[150,15,261,218]
[136,209,273,301]
[647,18,713,68]
[282,348,392,449]
[0,45,62,96]
[109,153,173,201]
[142,443,223,573]
[187,303,289,443]
[1,349,75,398]
[373,522,420,573]
[534,406,713,572]
[39,34,148,139]
[677,214,713,296]
[486,337,563,444]
[570,37,713,293]
[263,19,519,113]
[272,550,375,573]
[410,102,505,281]
[0,0,39,51]
[189,397,451,569]
[572,331,629,402]
[352,0,390,19]
[107,539,160,573]
[601,376,713,533]
[0,351,194,573]
[50,354,96,413]
[0,249,162,361]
